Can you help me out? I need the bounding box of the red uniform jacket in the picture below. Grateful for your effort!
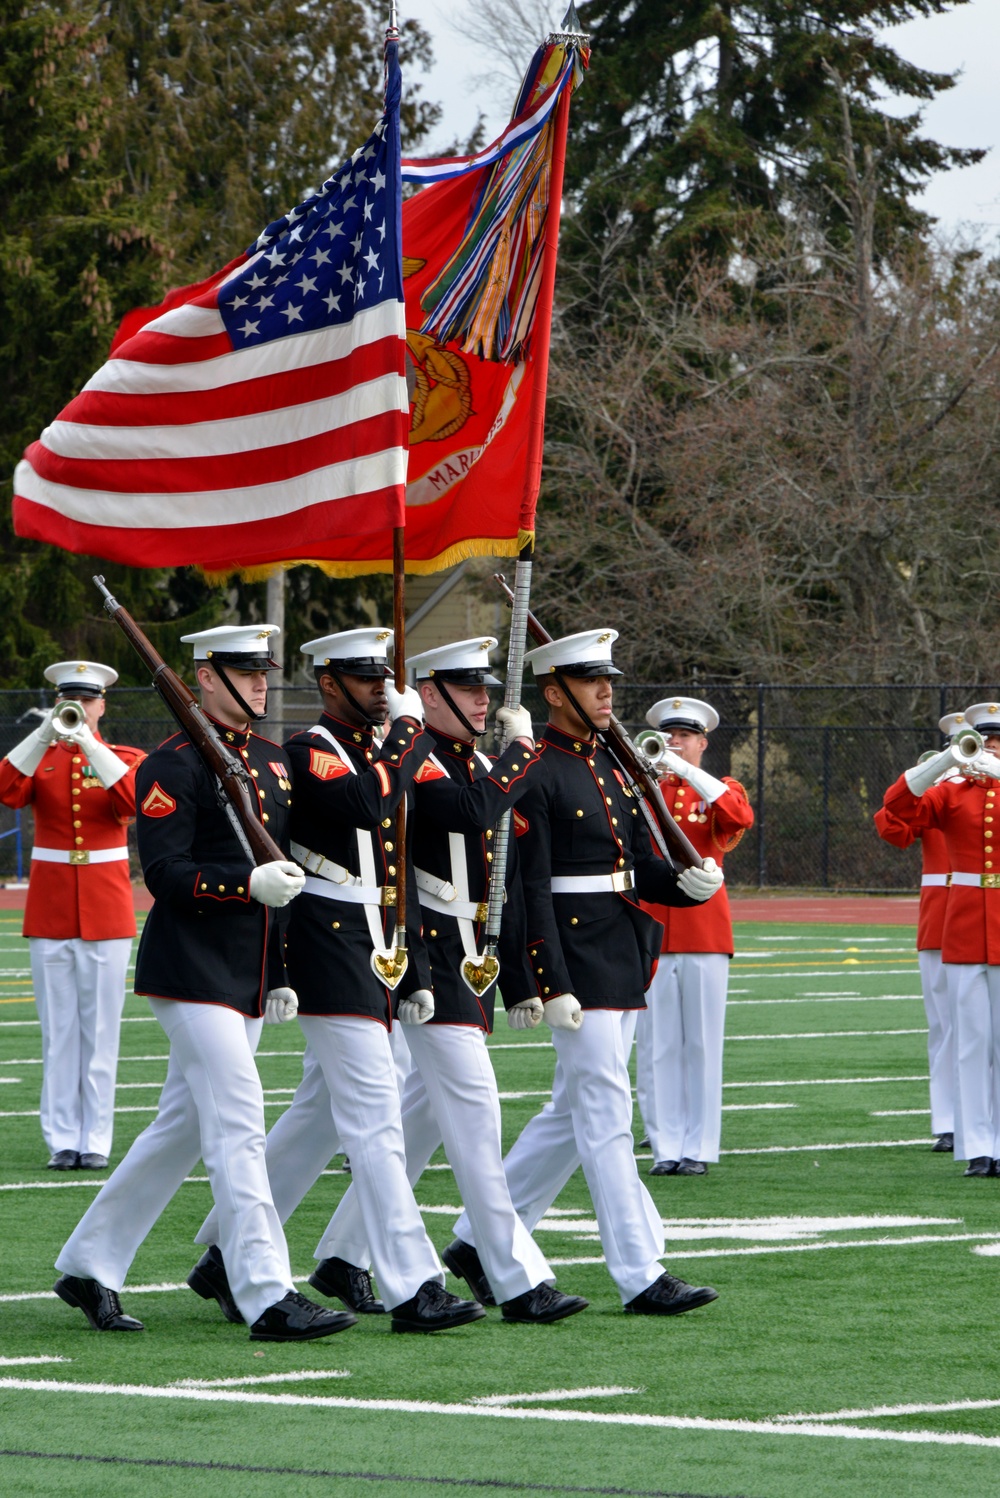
[0,737,143,940]
[874,799,951,951]
[882,772,1000,965]
[640,774,754,955]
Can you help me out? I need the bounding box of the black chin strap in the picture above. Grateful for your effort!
[435,679,480,741]
[554,672,599,741]
[214,662,266,722]
[331,670,384,729]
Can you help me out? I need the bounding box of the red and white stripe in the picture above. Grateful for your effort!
[13,260,408,571]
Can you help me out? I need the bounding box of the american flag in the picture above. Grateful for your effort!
[13,42,407,574]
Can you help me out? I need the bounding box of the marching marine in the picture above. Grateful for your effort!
[0,661,143,1170]
[55,625,349,1341]
[451,630,724,1313]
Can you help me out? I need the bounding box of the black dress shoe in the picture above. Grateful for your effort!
[249,1290,356,1342]
[932,1133,954,1153]
[441,1238,497,1307]
[637,1137,650,1150]
[187,1245,243,1323]
[47,1150,79,1171]
[676,1159,708,1176]
[390,1279,486,1333]
[649,1160,679,1176]
[53,1275,144,1331]
[78,1153,108,1169]
[624,1271,719,1316]
[964,1156,994,1177]
[501,1283,589,1324]
[309,1257,384,1313]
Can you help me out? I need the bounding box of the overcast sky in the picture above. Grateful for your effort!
[401,0,1000,236]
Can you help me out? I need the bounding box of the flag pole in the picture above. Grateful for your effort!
[383,1,409,990]
[464,28,583,996]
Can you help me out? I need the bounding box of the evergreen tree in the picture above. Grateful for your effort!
[566,1,984,263]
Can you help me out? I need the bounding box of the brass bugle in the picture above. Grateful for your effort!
[953,727,984,762]
[53,700,86,733]
[635,728,670,768]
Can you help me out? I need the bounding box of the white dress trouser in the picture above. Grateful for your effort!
[198,1030,419,1244]
[317,1025,552,1304]
[30,936,131,1157]
[295,1016,442,1311]
[946,964,1000,1161]
[57,999,293,1325]
[918,948,954,1136]
[635,952,729,1164]
[454,1010,664,1304]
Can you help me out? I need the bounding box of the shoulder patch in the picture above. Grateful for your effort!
[141,782,176,818]
[309,748,350,781]
[513,808,530,838]
[416,760,447,783]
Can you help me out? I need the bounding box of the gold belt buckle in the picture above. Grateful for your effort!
[983,874,1000,889]
[69,850,90,866]
[475,901,489,923]
[380,885,397,907]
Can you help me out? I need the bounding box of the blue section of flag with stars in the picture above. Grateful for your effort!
[218,40,404,349]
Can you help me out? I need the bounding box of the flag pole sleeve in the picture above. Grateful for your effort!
[483,72,574,949]
[519,77,573,530]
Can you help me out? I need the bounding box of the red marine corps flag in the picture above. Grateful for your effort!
[392,30,588,575]
[12,39,409,575]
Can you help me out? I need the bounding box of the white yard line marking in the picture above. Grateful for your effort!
[723,1138,932,1154]
[871,1109,930,1117]
[174,1370,352,1388]
[549,1231,1000,1264]
[777,1396,1000,1422]
[469,1387,642,1406]
[971,1244,1000,1257]
[535,1214,961,1242]
[721,1103,795,1111]
[733,970,918,979]
[723,1075,929,1089]
[728,1030,927,1041]
[729,996,922,1006]
[0,1356,71,1366]
[2,1377,1000,1448]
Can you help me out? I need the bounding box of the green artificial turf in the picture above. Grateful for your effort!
[2,914,1000,1497]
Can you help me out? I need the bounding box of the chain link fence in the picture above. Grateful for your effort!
[1,682,992,890]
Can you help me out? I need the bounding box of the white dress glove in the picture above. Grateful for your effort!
[903,744,963,796]
[970,752,1000,782]
[6,709,58,776]
[398,988,435,1024]
[385,684,424,723]
[52,719,130,789]
[507,997,543,1030]
[264,986,299,1024]
[249,860,306,908]
[656,748,727,804]
[677,856,724,902]
[495,704,533,746]
[543,993,583,1031]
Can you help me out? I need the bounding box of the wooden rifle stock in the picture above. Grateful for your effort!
[493,574,702,871]
[94,576,285,866]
